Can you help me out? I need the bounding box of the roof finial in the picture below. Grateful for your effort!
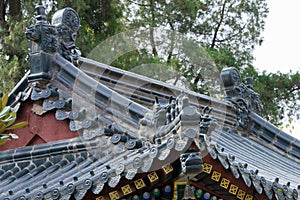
[35,3,47,23]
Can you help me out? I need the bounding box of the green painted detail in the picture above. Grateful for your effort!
[132,195,140,200]
[153,188,160,197]
[195,189,203,198]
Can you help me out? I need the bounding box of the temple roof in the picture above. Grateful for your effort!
[1,53,299,199]
[0,5,299,200]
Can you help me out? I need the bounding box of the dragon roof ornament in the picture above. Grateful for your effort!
[220,67,262,114]
[0,4,298,200]
[220,67,263,130]
[25,5,81,83]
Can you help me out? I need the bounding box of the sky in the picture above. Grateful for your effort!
[253,1,300,139]
[253,1,300,73]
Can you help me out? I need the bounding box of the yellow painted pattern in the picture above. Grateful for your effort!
[203,163,212,174]
[245,194,253,200]
[162,164,173,174]
[229,184,238,195]
[94,164,257,200]
[147,171,159,183]
[220,178,230,189]
[134,178,146,189]
[95,197,106,200]
[109,191,119,200]
[211,171,221,182]
[173,182,187,200]
[121,185,132,195]
[237,189,246,200]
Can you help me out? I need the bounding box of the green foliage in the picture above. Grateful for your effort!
[0,0,123,93]
[195,0,269,68]
[0,55,19,93]
[0,93,28,146]
[119,0,269,93]
[0,0,298,129]
[253,71,300,126]
[0,1,36,93]
[205,47,238,70]
[119,0,300,129]
[123,0,268,68]
[55,0,124,56]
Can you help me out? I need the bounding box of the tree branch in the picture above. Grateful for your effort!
[127,0,150,7]
[215,23,247,43]
[288,85,300,93]
[210,0,227,49]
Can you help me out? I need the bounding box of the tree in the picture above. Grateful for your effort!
[54,0,123,56]
[0,0,35,93]
[123,0,268,66]
[119,0,300,128]
[120,0,268,89]
[0,0,298,129]
[255,70,300,126]
[0,0,123,93]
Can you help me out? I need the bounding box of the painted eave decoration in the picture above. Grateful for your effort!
[0,4,299,200]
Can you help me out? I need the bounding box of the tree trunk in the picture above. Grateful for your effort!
[167,22,175,63]
[0,0,6,29]
[149,0,158,56]
[193,71,203,86]
[9,0,21,21]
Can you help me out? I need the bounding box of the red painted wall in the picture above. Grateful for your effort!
[0,100,78,151]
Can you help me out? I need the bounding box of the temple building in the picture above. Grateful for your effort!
[0,5,299,200]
